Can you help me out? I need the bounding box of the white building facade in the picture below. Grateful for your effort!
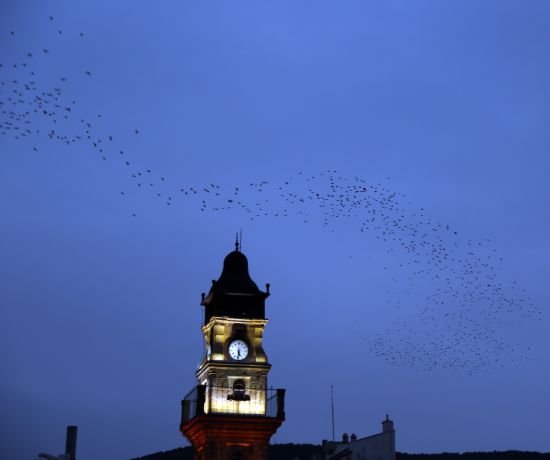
[322,416,395,460]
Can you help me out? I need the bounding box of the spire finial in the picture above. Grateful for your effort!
[235,233,239,252]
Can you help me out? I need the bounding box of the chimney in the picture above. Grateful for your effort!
[342,433,349,443]
[65,426,77,460]
[382,414,394,433]
[350,433,357,442]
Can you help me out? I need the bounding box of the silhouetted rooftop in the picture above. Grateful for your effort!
[215,250,262,295]
[201,245,269,322]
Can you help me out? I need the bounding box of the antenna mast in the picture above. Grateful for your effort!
[331,384,335,441]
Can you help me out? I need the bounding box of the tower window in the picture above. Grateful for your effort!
[231,446,246,460]
[227,379,250,401]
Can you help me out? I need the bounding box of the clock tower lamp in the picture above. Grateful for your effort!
[180,241,286,460]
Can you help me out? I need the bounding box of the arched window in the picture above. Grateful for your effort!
[228,379,250,401]
[231,446,246,460]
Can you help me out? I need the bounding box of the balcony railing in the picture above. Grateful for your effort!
[180,385,285,427]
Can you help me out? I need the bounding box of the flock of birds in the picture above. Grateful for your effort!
[1,17,542,374]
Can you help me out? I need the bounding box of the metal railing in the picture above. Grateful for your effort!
[180,385,285,426]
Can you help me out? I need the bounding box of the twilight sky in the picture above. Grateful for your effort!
[1,1,550,459]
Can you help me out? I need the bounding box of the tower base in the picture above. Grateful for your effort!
[181,415,284,460]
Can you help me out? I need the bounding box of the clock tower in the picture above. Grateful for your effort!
[180,241,286,460]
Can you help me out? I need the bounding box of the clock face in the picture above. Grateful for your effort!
[228,340,249,360]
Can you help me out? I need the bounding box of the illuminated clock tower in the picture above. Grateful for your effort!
[180,241,286,460]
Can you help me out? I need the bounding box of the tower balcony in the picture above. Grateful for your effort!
[180,384,286,427]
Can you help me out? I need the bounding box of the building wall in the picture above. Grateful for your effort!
[323,429,396,460]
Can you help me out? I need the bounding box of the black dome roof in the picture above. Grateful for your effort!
[215,250,261,295]
[200,246,269,322]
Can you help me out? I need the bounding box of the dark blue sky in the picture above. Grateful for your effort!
[1,1,549,459]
